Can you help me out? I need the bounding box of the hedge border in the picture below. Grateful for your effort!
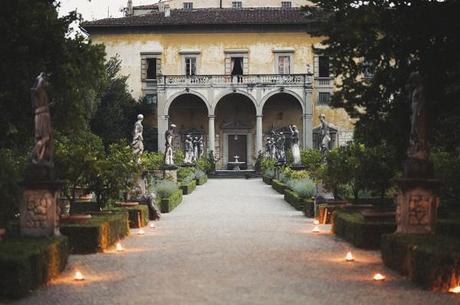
[196,175,208,186]
[180,180,197,195]
[271,179,286,194]
[60,211,129,254]
[0,236,69,299]
[332,210,396,249]
[158,189,183,213]
[381,233,460,291]
[262,176,273,185]
[112,205,149,229]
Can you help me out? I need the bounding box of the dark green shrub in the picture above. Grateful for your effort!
[158,189,183,213]
[271,179,287,194]
[180,180,196,195]
[112,205,149,228]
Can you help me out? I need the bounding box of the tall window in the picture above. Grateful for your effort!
[232,1,242,8]
[318,56,330,78]
[185,57,197,76]
[231,57,244,76]
[183,2,193,10]
[278,55,291,74]
[146,58,157,79]
[281,1,292,8]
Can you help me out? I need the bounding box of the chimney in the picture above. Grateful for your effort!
[127,0,133,16]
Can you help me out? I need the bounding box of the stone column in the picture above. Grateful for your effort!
[303,87,314,148]
[208,115,215,154]
[256,115,263,154]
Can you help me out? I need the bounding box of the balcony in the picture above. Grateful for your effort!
[157,74,313,88]
[315,77,333,88]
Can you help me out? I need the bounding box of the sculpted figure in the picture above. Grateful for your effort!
[275,131,286,163]
[407,72,429,160]
[319,114,331,157]
[164,124,176,165]
[198,136,204,158]
[192,136,199,161]
[289,125,301,165]
[183,134,194,164]
[31,72,53,165]
[131,114,144,162]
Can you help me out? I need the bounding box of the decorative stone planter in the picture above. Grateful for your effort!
[158,189,183,213]
[180,180,197,195]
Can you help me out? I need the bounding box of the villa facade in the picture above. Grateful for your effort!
[83,0,354,169]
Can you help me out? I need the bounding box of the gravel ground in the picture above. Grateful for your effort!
[6,179,460,305]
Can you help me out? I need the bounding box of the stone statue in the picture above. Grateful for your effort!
[198,136,204,158]
[183,134,194,164]
[289,125,301,165]
[164,124,176,165]
[31,72,53,165]
[192,136,199,161]
[407,71,429,161]
[275,131,286,163]
[319,113,331,157]
[131,114,144,162]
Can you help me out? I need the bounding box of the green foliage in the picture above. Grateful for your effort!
[300,149,323,181]
[206,150,217,174]
[194,169,206,179]
[196,156,210,173]
[86,141,141,208]
[55,131,105,203]
[0,1,106,148]
[174,150,184,166]
[263,168,275,179]
[0,149,26,227]
[154,180,179,199]
[282,167,310,180]
[260,156,276,173]
[177,167,195,183]
[432,149,460,200]
[90,56,138,147]
[306,0,460,170]
[287,178,317,199]
[141,151,164,171]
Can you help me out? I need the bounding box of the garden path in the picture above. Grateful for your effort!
[9,179,460,305]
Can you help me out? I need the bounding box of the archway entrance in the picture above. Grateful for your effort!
[262,93,303,149]
[168,94,209,154]
[215,93,257,170]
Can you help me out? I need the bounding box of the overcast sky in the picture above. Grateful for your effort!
[58,0,157,20]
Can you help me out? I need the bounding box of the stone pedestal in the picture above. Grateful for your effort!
[395,178,440,234]
[163,165,178,182]
[20,180,63,237]
[395,158,441,234]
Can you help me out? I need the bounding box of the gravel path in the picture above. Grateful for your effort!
[8,179,460,305]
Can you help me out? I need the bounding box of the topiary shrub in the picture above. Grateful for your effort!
[154,180,179,199]
[286,178,316,199]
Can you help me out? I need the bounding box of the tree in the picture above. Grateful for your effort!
[90,56,138,147]
[0,0,106,149]
[305,1,460,165]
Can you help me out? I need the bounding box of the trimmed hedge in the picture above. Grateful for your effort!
[284,189,304,211]
[381,233,460,291]
[112,205,149,228]
[262,176,273,185]
[180,180,197,195]
[196,175,208,186]
[60,211,129,254]
[158,189,183,213]
[332,210,396,249]
[69,201,101,214]
[271,179,287,194]
[0,236,69,299]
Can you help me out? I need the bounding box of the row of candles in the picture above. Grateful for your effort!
[311,219,460,290]
[73,222,156,281]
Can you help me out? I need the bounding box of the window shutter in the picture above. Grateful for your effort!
[156,58,162,76]
[141,57,147,81]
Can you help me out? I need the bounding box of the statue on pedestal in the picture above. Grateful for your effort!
[131,114,144,163]
[319,113,331,158]
[192,136,199,161]
[198,136,204,158]
[164,124,176,166]
[274,131,286,164]
[289,125,301,165]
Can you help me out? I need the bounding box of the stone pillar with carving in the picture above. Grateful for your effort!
[208,115,215,154]
[255,115,263,154]
[21,72,63,237]
[395,72,440,234]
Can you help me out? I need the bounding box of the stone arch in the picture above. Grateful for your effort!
[260,89,305,114]
[213,89,258,115]
[164,90,211,116]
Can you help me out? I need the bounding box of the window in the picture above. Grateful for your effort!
[232,1,242,8]
[146,58,157,79]
[231,57,244,76]
[318,56,330,78]
[183,2,193,10]
[318,92,331,105]
[281,1,292,8]
[278,55,291,74]
[144,94,157,106]
[185,57,197,76]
